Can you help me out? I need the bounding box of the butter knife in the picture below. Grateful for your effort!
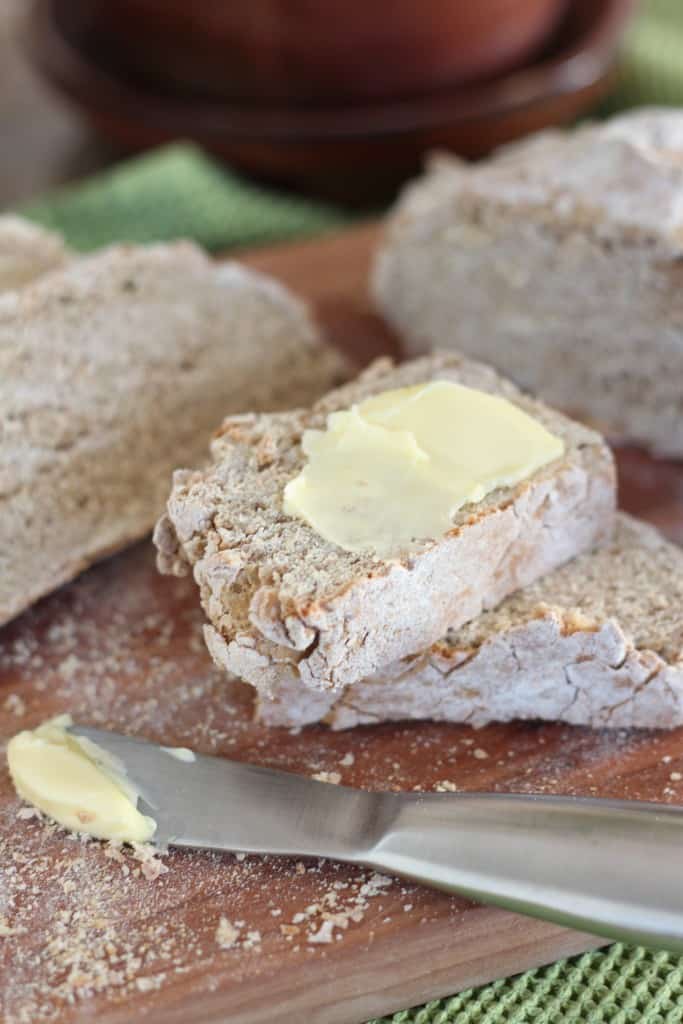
[71,724,683,953]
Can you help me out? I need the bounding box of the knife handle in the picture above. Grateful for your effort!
[366,792,683,951]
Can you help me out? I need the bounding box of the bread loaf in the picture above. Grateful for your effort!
[0,241,346,625]
[373,108,683,456]
[256,514,683,730]
[155,351,616,695]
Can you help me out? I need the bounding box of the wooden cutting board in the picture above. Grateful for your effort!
[3,224,683,1024]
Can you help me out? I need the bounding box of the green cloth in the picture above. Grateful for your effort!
[14,1,683,1022]
[19,145,348,252]
[602,0,683,114]
[369,946,683,1023]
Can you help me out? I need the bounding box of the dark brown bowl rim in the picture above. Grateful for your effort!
[25,0,636,142]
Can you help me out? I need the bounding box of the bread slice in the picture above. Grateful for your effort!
[256,514,683,730]
[0,242,347,626]
[0,216,69,293]
[155,352,616,695]
[373,107,683,456]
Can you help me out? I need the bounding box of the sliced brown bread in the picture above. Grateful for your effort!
[155,352,616,694]
[0,216,69,292]
[0,242,347,626]
[373,107,683,456]
[256,514,683,729]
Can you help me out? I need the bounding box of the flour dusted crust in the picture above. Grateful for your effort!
[156,352,616,694]
[0,242,347,626]
[255,515,683,729]
[373,108,683,456]
[0,216,69,292]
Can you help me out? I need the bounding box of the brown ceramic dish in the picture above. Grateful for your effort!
[25,0,636,203]
[53,0,569,104]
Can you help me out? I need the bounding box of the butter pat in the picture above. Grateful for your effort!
[7,715,156,843]
[283,380,564,555]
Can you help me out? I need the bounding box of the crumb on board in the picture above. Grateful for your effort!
[0,915,15,936]
[215,917,240,950]
[16,806,42,821]
[0,539,669,1022]
[307,920,335,945]
[311,770,342,785]
[3,694,26,717]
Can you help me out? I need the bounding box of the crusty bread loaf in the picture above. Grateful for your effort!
[256,514,683,730]
[155,352,616,694]
[0,216,69,292]
[373,107,683,456]
[0,242,347,626]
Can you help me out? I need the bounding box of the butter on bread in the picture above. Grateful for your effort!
[373,107,683,457]
[255,514,683,730]
[155,351,616,695]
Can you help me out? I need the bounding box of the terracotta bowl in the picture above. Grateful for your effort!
[25,0,636,203]
[54,0,569,104]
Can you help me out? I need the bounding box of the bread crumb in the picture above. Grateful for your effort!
[312,771,341,785]
[434,780,458,792]
[130,843,169,881]
[215,917,240,950]
[473,748,489,760]
[280,924,300,937]
[57,654,81,680]
[16,806,42,821]
[136,975,164,992]
[339,753,354,767]
[308,919,335,944]
[403,904,413,913]
[0,916,14,936]
[244,930,261,950]
[670,772,682,781]
[3,693,26,716]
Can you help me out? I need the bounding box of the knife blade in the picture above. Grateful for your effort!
[70,724,683,953]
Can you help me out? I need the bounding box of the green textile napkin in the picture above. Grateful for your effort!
[19,144,348,252]
[368,945,683,1024]
[14,1,683,1022]
[602,0,683,114]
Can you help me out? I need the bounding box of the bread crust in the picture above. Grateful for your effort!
[0,242,346,625]
[0,216,68,293]
[255,515,683,729]
[157,352,616,694]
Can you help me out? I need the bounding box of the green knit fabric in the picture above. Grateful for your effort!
[14,1,683,1021]
[601,0,683,114]
[19,144,348,252]
[367,946,683,1024]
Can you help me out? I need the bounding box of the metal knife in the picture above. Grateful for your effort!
[71,724,683,953]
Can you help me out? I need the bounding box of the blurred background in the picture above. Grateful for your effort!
[0,0,678,246]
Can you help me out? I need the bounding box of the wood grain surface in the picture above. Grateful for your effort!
[2,223,683,1024]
